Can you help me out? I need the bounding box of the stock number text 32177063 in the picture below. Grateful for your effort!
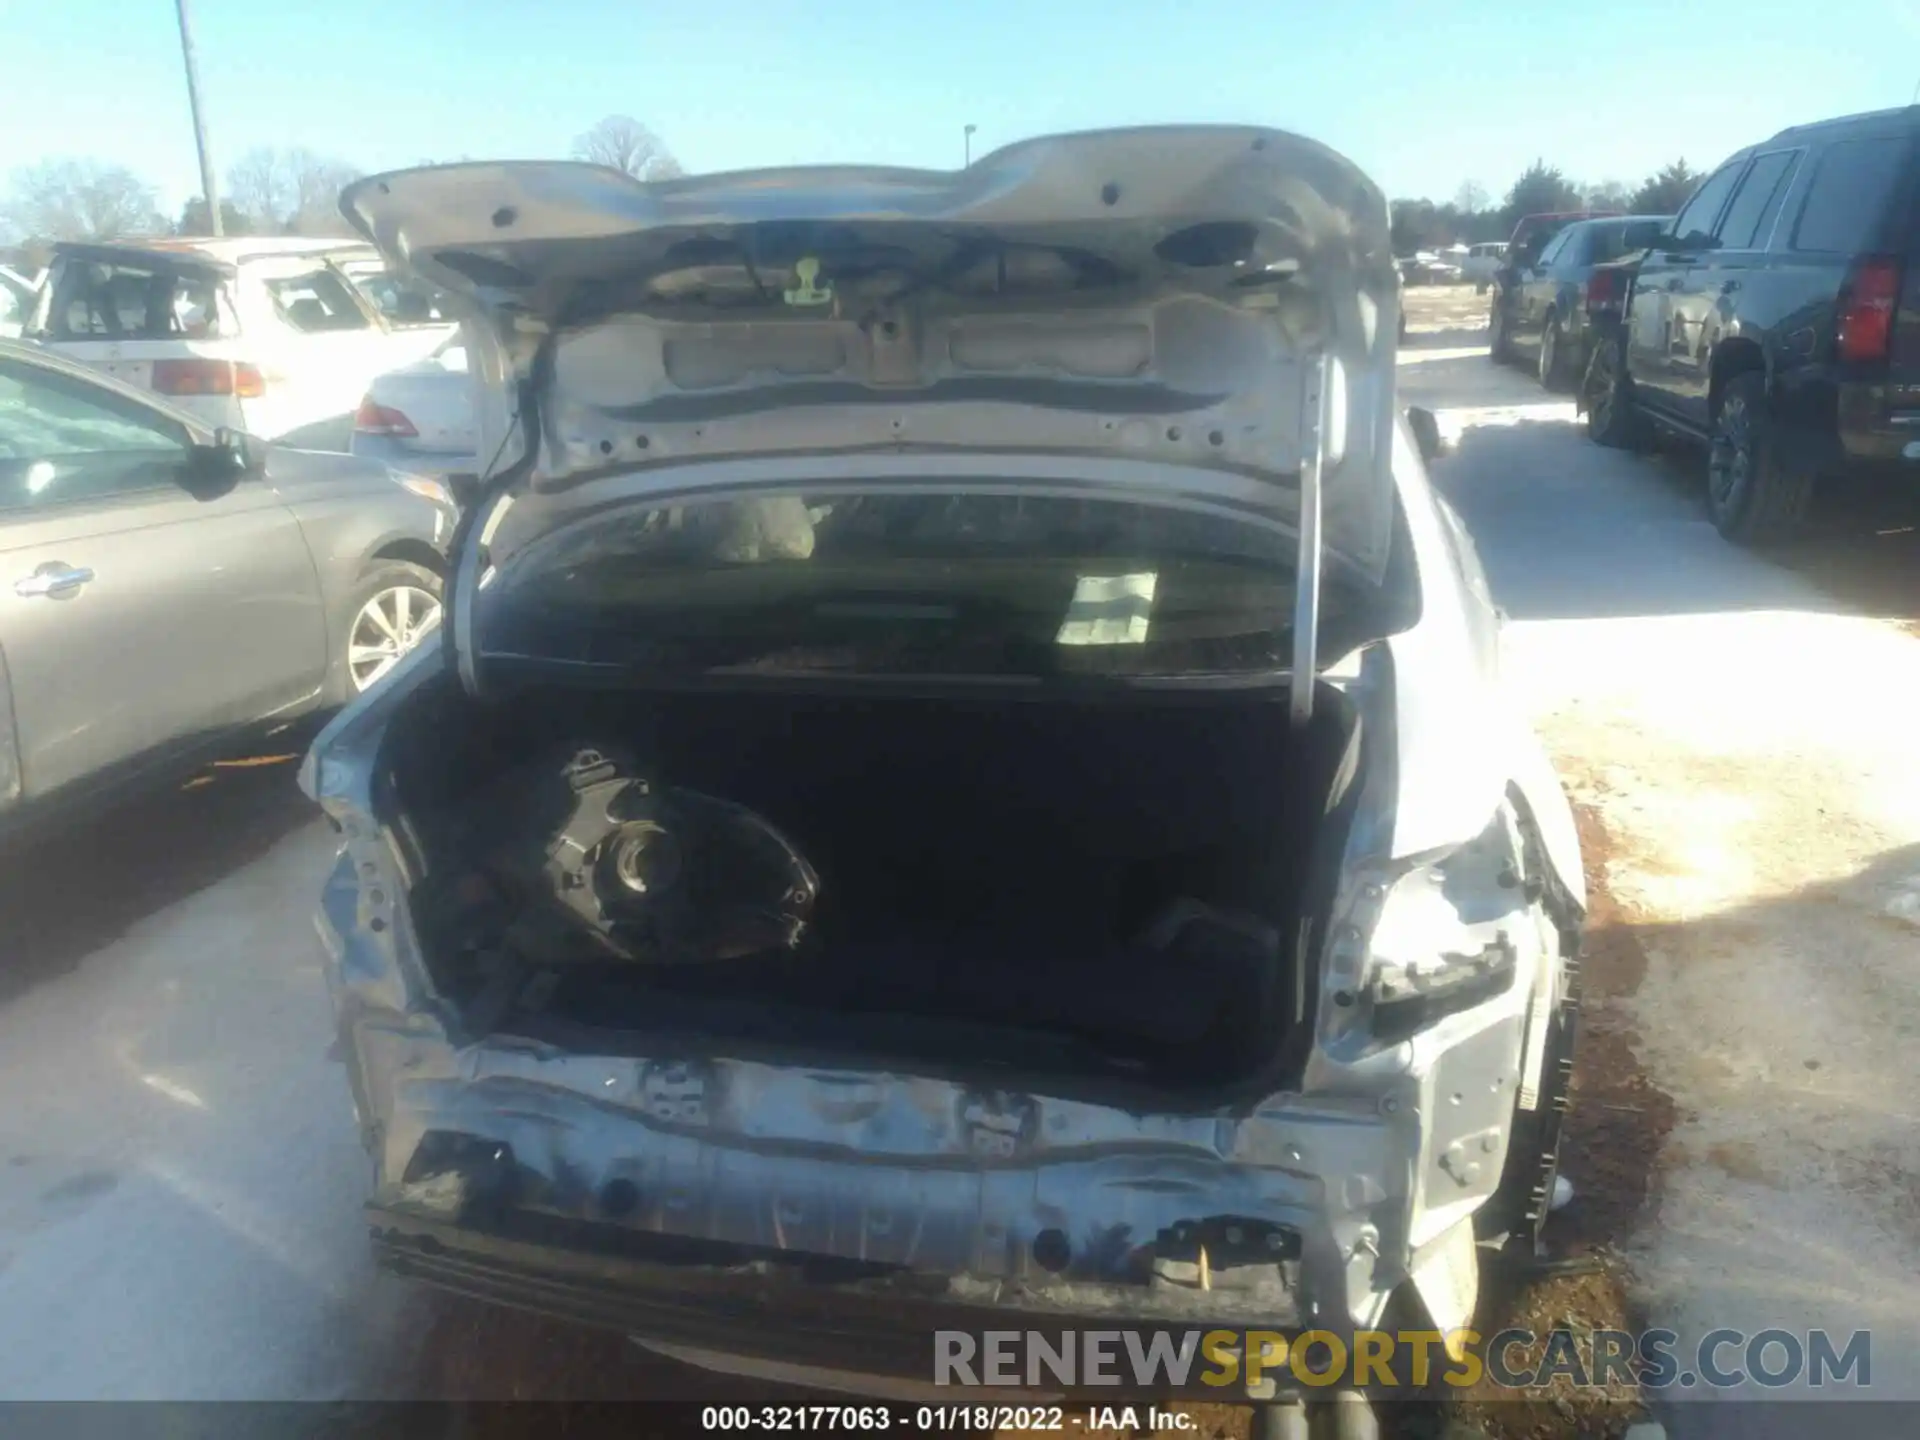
[700,1406,1073,1431]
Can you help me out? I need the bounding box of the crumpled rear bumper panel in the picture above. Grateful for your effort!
[362,1054,1386,1330]
[371,1207,1314,1389]
[317,837,1535,1343]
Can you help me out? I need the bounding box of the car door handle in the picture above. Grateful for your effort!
[15,564,95,598]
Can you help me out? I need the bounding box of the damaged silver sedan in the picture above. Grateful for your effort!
[301,126,1586,1413]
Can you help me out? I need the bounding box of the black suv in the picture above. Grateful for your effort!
[1583,105,1920,542]
[1491,214,1669,389]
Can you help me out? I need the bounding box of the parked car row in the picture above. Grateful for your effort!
[1584,105,1920,542]
[1486,103,1920,545]
[20,237,458,452]
[1489,214,1670,389]
[0,335,453,842]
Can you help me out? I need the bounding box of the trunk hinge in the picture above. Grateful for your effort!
[449,363,545,700]
[1290,351,1330,730]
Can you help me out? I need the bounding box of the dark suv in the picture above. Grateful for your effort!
[1583,105,1920,542]
[1491,214,1670,389]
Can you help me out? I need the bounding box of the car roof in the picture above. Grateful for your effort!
[1566,213,1670,231]
[49,236,379,275]
[1761,103,1920,146]
[0,336,214,433]
[145,235,376,263]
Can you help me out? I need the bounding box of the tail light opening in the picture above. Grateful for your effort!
[1585,269,1624,314]
[354,396,419,438]
[1837,255,1902,365]
[151,358,266,398]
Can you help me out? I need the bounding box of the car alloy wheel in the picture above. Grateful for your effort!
[348,583,442,693]
[1587,342,1614,415]
[1583,333,1643,449]
[1707,390,1753,512]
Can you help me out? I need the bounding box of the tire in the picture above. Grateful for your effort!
[1583,330,1647,450]
[1488,300,1515,364]
[1537,313,1570,391]
[1706,371,1813,544]
[338,560,444,698]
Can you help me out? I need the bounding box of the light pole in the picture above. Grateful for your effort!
[174,0,222,235]
[964,124,977,168]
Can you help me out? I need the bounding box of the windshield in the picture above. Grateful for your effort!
[481,490,1302,680]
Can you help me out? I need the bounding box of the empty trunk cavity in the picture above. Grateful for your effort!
[383,682,1361,1092]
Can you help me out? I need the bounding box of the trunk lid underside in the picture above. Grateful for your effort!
[340,126,1403,601]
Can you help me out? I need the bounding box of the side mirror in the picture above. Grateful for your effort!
[182,428,263,500]
[1407,406,1446,463]
[214,426,266,472]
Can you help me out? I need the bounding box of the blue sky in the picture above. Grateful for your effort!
[4,0,1918,215]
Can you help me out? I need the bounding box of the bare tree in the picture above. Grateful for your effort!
[287,149,362,235]
[1,160,163,242]
[1453,180,1489,215]
[225,148,284,232]
[224,146,363,235]
[572,115,685,180]
[177,196,252,235]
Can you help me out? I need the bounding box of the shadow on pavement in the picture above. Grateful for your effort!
[1772,524,1920,627]
[1438,412,1920,625]
[0,753,318,1009]
[1432,418,1842,623]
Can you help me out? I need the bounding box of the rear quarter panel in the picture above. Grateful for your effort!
[1379,424,1582,907]
[1747,147,1855,447]
[271,453,451,701]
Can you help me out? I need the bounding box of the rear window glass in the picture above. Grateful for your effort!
[480,492,1304,680]
[1510,220,1568,263]
[1790,136,1910,253]
[263,270,372,332]
[45,260,235,341]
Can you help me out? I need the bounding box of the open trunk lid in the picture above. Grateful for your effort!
[340,126,1402,695]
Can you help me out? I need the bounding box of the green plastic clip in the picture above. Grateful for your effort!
[783,256,833,307]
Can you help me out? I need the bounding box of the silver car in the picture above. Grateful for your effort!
[0,339,452,835]
[349,330,479,479]
[303,128,1585,1425]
